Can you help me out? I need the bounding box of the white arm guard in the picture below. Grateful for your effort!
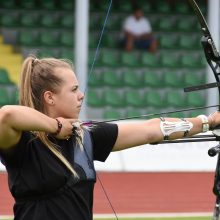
[160,117,193,140]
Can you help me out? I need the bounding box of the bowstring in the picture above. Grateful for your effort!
[79,1,119,219]
[81,0,113,106]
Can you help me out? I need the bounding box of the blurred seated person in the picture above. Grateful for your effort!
[120,7,157,52]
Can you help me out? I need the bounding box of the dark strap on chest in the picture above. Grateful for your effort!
[15,175,78,204]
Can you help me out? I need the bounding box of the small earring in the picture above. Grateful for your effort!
[51,101,54,104]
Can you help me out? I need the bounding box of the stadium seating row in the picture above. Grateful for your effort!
[11,29,202,51]
[0,0,73,11]
[0,13,74,29]
[88,69,205,89]
[0,0,207,14]
[0,12,201,33]
[87,89,205,109]
[18,47,206,69]
[88,51,206,69]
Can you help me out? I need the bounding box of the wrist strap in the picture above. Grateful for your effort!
[197,115,209,132]
[53,118,62,135]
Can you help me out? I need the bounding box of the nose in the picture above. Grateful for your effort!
[78,90,84,101]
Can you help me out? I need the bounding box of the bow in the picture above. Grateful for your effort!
[187,0,220,219]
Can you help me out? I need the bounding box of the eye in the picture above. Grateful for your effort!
[72,86,78,92]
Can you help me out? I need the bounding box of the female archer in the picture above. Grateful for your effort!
[0,56,220,220]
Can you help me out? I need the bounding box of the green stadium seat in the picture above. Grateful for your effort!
[39,32,60,47]
[98,1,111,10]
[122,70,143,88]
[102,35,118,48]
[0,87,11,106]
[125,90,144,107]
[89,34,98,49]
[60,14,74,29]
[90,1,99,12]
[180,54,200,68]
[87,89,104,107]
[60,49,74,61]
[183,72,205,87]
[17,31,39,47]
[176,19,194,32]
[88,70,103,88]
[60,0,74,10]
[141,2,153,13]
[102,70,122,87]
[198,54,207,68]
[144,91,164,108]
[0,0,16,9]
[40,14,59,28]
[156,1,171,14]
[103,109,122,120]
[165,91,185,108]
[143,71,162,88]
[185,92,206,107]
[178,35,200,50]
[174,2,191,14]
[0,13,19,27]
[104,18,121,31]
[117,2,132,12]
[141,53,159,68]
[120,52,140,67]
[40,0,57,10]
[101,51,120,67]
[20,0,36,9]
[60,32,74,47]
[157,18,174,32]
[20,13,39,28]
[89,16,100,30]
[162,71,183,88]
[160,53,180,68]
[159,35,179,49]
[103,90,124,107]
[0,69,13,85]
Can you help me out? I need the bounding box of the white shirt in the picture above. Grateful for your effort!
[123,15,152,36]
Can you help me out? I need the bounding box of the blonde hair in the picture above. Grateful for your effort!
[19,55,77,176]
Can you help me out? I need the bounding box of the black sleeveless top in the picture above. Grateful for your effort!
[0,123,118,220]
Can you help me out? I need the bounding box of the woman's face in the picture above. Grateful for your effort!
[51,67,84,119]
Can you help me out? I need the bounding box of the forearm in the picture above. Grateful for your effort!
[1,105,57,133]
[151,117,204,142]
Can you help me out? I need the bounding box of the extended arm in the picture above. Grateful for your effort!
[113,114,219,151]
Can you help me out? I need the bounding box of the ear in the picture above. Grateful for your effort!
[43,91,55,105]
